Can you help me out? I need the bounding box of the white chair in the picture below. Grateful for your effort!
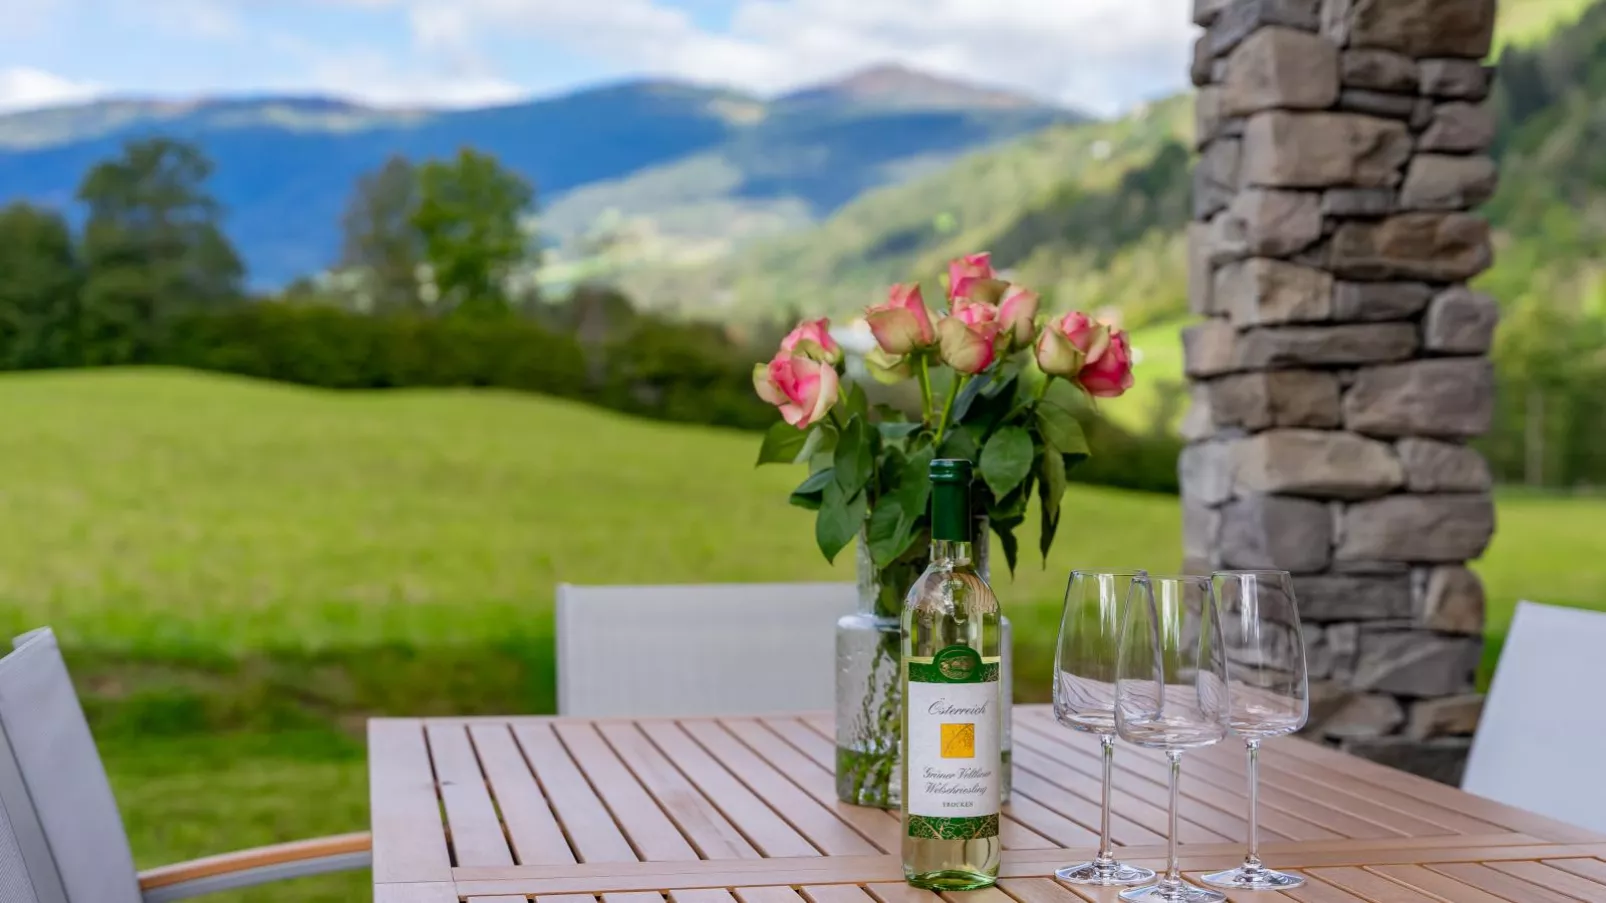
[0,789,49,903]
[1463,600,1606,833]
[0,628,371,903]
[556,582,857,716]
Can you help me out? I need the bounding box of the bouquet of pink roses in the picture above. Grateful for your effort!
[754,252,1135,589]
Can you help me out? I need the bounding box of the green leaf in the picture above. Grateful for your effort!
[1038,451,1066,563]
[991,516,1023,578]
[800,420,837,464]
[815,481,867,564]
[873,403,909,423]
[756,421,810,466]
[878,421,923,442]
[842,380,870,422]
[937,425,980,463]
[789,468,834,511]
[894,444,937,521]
[833,416,875,497]
[949,373,990,423]
[979,426,1033,498]
[1036,402,1090,458]
[866,500,919,568]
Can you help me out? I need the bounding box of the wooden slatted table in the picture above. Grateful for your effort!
[369,706,1606,903]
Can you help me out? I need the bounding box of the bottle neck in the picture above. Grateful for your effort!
[930,539,974,567]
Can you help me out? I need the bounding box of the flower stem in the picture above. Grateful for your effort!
[934,374,968,447]
[917,355,935,424]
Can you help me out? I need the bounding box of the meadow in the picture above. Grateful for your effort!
[2,368,1603,902]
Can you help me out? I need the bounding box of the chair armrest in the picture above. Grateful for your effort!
[139,832,371,902]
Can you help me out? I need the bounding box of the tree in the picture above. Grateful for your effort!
[411,148,536,318]
[77,137,244,363]
[0,203,82,368]
[338,154,423,314]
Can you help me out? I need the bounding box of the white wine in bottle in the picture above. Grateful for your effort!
[901,458,1002,890]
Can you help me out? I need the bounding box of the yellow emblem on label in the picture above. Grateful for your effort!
[940,723,975,758]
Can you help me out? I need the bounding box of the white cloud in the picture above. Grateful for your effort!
[300,48,525,108]
[0,67,103,113]
[372,0,1190,113]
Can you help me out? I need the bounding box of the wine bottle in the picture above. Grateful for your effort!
[901,458,1002,890]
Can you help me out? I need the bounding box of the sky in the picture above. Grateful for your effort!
[0,0,1191,117]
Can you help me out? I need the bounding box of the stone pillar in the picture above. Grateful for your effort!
[1185,0,1498,784]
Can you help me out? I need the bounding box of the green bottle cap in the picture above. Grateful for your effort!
[929,458,973,485]
[929,458,973,542]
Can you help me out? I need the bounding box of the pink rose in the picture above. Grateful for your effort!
[1078,327,1135,398]
[865,283,936,355]
[997,284,1040,348]
[947,252,995,302]
[864,345,913,384]
[779,317,842,365]
[1035,311,1109,377]
[937,303,1002,375]
[753,352,841,428]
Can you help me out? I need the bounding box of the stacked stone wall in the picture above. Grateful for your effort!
[1186,0,1499,783]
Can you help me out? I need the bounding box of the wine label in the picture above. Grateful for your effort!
[905,645,1001,840]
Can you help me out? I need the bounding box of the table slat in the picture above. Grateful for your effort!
[559,722,708,861]
[373,707,1605,902]
[1271,735,1603,843]
[734,887,809,903]
[513,723,640,864]
[670,890,740,903]
[721,719,900,853]
[1269,875,1370,903]
[1015,720,1337,842]
[429,723,516,867]
[592,721,758,860]
[863,882,942,903]
[1424,862,1583,903]
[370,719,453,882]
[679,720,881,856]
[1369,863,1520,903]
[993,877,1085,903]
[802,885,880,903]
[1542,855,1606,884]
[376,883,460,903]
[639,720,822,858]
[471,723,577,865]
[1486,859,1606,898]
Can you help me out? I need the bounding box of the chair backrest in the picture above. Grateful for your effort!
[1463,600,1606,832]
[556,582,857,716]
[0,793,52,903]
[0,629,141,903]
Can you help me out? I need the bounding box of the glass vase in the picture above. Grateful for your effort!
[835,520,1013,808]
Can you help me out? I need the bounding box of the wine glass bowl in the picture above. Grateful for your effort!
[1114,574,1230,903]
[1201,569,1311,893]
[1050,570,1155,887]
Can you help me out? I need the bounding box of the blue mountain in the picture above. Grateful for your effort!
[0,66,1079,287]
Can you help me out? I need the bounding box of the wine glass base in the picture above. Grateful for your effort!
[1118,881,1226,903]
[1200,866,1306,890]
[1056,861,1156,886]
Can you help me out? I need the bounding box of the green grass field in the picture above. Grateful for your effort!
[2,369,1603,902]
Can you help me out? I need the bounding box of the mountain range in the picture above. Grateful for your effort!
[0,66,1079,287]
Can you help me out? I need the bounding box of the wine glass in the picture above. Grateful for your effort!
[1051,570,1157,886]
[1114,574,1230,903]
[1201,570,1310,892]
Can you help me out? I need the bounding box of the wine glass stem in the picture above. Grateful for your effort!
[1164,750,1182,890]
[1095,733,1116,866]
[1245,738,1262,870]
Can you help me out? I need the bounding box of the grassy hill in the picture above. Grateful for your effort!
[2,369,1603,900]
[672,0,1604,376]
